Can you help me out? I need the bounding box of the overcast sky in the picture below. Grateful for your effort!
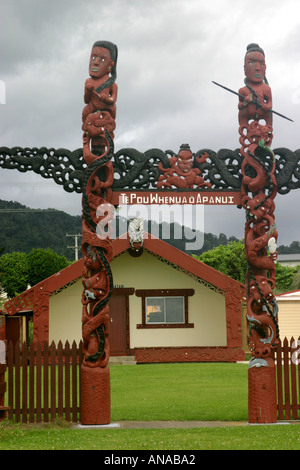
[1,0,300,246]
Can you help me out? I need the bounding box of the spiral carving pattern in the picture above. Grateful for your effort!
[80,41,118,425]
[80,41,118,372]
[239,43,279,423]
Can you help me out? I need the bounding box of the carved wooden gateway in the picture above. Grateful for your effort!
[0,41,297,424]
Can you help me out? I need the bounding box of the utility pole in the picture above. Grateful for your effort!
[66,234,82,261]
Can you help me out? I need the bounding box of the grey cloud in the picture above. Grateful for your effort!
[0,0,300,245]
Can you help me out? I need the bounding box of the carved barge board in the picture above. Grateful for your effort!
[1,146,300,196]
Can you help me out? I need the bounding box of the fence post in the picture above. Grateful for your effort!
[283,337,291,420]
[276,338,284,420]
[290,337,298,419]
[0,340,9,421]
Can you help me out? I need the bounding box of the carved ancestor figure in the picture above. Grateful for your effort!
[238,43,273,150]
[80,41,117,425]
[157,144,211,189]
[239,44,279,423]
[82,41,118,156]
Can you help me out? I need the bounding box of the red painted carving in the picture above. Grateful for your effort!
[0,318,5,342]
[224,285,245,348]
[32,281,50,345]
[80,41,117,425]
[4,290,34,316]
[82,42,117,154]
[239,44,279,423]
[135,347,245,364]
[238,46,273,149]
[157,144,211,189]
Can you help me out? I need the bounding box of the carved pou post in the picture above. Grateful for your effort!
[80,41,118,425]
[238,43,280,423]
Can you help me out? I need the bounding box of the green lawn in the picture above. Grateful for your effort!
[1,362,300,450]
[110,362,248,421]
[1,421,300,450]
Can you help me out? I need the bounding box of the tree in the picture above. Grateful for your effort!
[0,252,29,298]
[288,241,300,254]
[194,240,300,294]
[0,248,70,299]
[27,248,69,287]
[193,240,247,284]
[274,263,297,293]
[0,199,82,257]
[0,247,5,306]
[289,270,300,291]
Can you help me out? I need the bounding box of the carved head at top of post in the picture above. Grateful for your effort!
[238,43,273,148]
[88,41,118,87]
[83,41,118,156]
[243,43,267,86]
[83,40,118,112]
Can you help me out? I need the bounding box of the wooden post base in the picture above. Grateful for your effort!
[248,357,277,424]
[80,364,111,425]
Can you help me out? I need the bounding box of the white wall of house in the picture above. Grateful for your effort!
[49,280,82,344]
[49,250,227,347]
[114,251,226,348]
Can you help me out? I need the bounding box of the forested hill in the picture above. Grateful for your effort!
[0,200,298,260]
[0,200,238,259]
[0,200,82,258]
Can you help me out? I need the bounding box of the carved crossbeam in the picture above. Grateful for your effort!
[1,146,300,195]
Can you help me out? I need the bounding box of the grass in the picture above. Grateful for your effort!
[1,362,300,450]
[1,420,300,450]
[110,362,248,421]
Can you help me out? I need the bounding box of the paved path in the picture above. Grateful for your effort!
[76,420,297,429]
[76,420,248,429]
[117,420,249,429]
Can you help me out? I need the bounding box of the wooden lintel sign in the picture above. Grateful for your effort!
[111,191,241,206]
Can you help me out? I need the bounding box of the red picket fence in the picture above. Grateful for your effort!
[0,362,9,421]
[3,337,300,423]
[275,336,300,421]
[6,340,83,423]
